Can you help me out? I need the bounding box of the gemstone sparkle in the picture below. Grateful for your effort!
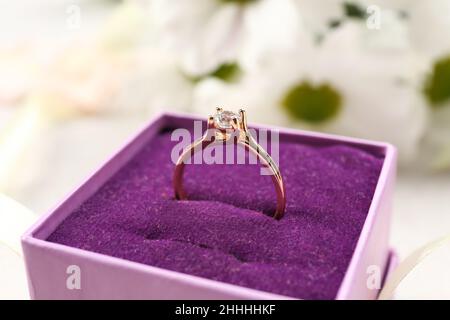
[214,110,240,129]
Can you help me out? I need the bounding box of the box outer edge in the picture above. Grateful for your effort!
[336,143,397,299]
[22,111,396,300]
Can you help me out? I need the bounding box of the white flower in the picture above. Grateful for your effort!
[113,48,194,115]
[193,20,428,162]
[406,1,450,170]
[292,0,412,39]
[408,0,450,60]
[353,0,412,11]
[292,0,342,36]
[149,0,307,75]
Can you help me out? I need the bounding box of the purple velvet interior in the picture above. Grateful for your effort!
[47,124,384,299]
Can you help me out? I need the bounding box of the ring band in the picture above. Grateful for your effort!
[173,108,286,220]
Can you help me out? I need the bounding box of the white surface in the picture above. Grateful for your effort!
[392,171,450,299]
[0,244,29,300]
[0,194,37,300]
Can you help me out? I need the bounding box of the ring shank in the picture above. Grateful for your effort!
[173,133,286,219]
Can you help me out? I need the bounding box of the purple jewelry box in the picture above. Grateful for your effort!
[22,112,397,300]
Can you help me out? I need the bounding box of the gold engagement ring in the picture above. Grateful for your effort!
[173,108,286,219]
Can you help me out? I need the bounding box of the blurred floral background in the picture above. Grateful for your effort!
[1,0,449,299]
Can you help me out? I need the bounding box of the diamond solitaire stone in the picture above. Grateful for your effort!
[214,110,240,129]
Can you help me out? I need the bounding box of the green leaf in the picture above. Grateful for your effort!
[281,81,342,124]
[209,63,241,82]
[424,55,450,108]
[328,19,343,29]
[188,62,242,83]
[343,2,367,20]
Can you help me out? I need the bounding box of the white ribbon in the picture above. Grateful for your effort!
[379,235,450,300]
